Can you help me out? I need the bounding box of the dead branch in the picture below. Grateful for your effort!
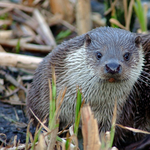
[61,20,77,32]
[126,0,134,30]
[22,43,53,52]
[0,88,20,99]
[92,13,106,27]
[0,38,53,52]
[0,7,13,15]
[12,9,37,30]
[0,20,12,27]
[104,0,118,16]
[0,100,26,106]
[123,0,127,25]
[76,0,92,35]
[0,70,26,91]
[0,30,13,39]
[0,45,6,52]
[33,9,56,47]
[0,52,42,69]
[0,37,33,46]
[109,18,126,30]
[0,1,34,13]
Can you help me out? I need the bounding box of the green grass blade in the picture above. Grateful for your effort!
[15,39,21,54]
[134,0,147,32]
[56,30,71,40]
[25,130,30,150]
[110,124,115,147]
[49,67,57,130]
[109,100,117,147]
[65,137,70,150]
[74,88,82,136]
[31,128,42,150]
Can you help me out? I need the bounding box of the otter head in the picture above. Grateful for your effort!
[85,28,144,85]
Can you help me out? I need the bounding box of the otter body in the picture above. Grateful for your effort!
[27,27,150,148]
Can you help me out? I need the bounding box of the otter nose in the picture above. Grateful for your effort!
[105,63,122,74]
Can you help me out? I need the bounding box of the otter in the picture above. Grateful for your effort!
[26,27,150,149]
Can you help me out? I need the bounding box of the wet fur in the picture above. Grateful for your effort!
[26,27,150,148]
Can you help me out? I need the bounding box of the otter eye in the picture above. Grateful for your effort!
[123,52,130,61]
[96,52,102,60]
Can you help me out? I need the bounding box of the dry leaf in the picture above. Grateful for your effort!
[81,104,101,150]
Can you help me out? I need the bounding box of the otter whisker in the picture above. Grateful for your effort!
[142,70,150,78]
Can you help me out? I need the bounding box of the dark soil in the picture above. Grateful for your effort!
[0,101,35,146]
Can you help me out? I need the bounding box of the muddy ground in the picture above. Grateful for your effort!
[0,101,35,146]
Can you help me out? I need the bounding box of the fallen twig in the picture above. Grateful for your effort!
[0,99,26,106]
[126,0,134,30]
[0,2,34,13]
[0,20,12,27]
[0,30,13,39]
[0,52,42,69]
[104,0,118,15]
[0,88,20,99]
[76,0,92,35]
[0,38,53,52]
[92,13,106,27]
[0,45,6,52]
[33,9,56,47]
[12,9,37,30]
[0,70,26,92]
[109,18,126,30]
[0,7,13,16]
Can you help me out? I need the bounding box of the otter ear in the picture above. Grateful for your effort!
[85,34,91,46]
[135,36,142,48]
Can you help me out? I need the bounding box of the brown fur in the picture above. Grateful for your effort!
[26,27,150,148]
